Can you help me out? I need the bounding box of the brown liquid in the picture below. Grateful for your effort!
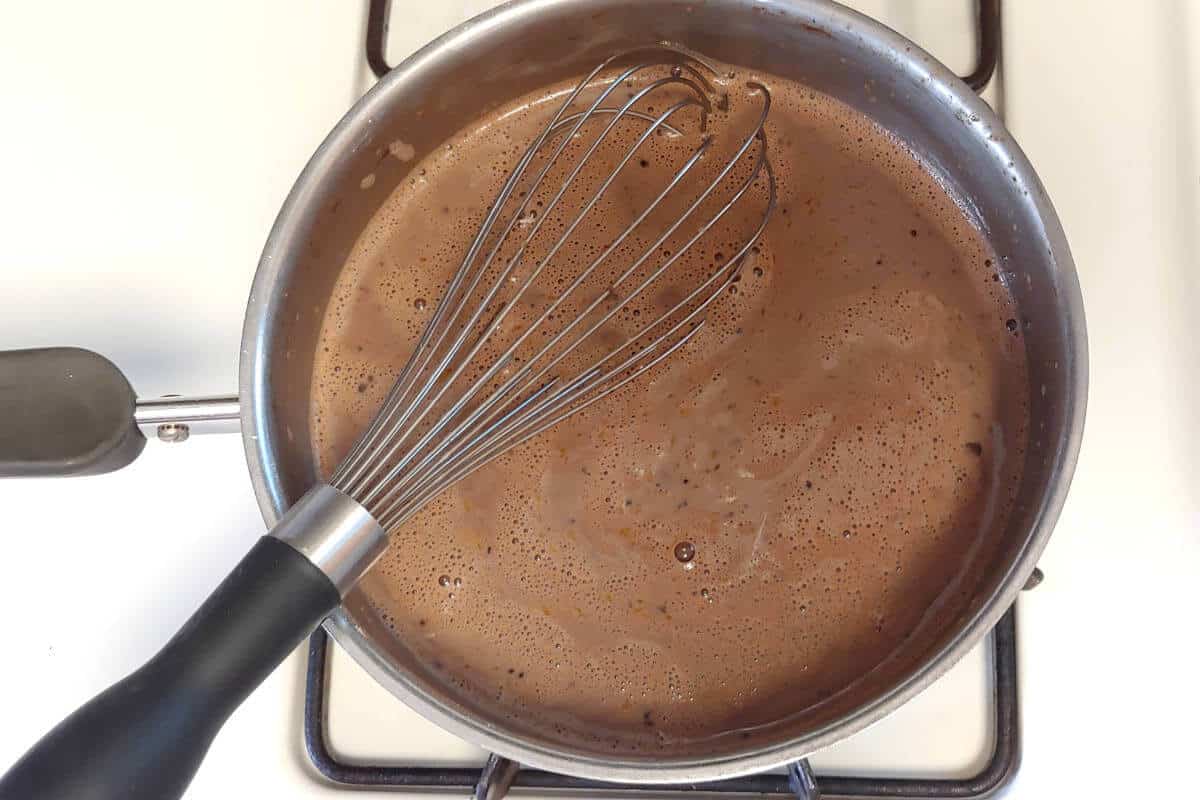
[309,64,1028,752]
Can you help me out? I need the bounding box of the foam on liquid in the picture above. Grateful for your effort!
[309,63,1029,754]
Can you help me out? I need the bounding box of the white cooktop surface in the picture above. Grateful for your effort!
[1,2,1197,798]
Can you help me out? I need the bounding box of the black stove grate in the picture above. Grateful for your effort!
[304,607,1020,799]
[304,2,1016,797]
[365,0,1000,87]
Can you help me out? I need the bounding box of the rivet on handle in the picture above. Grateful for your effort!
[156,423,190,443]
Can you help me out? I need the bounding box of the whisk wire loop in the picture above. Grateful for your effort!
[331,48,776,532]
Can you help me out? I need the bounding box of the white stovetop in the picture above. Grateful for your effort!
[1,2,1197,798]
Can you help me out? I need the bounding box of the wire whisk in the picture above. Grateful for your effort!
[0,49,779,800]
[332,46,776,531]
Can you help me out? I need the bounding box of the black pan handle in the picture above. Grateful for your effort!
[0,536,340,800]
[0,347,145,477]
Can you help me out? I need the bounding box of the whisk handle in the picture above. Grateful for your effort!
[0,536,339,800]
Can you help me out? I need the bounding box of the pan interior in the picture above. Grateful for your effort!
[245,0,1080,779]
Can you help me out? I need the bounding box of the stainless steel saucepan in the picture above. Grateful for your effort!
[0,1,1086,797]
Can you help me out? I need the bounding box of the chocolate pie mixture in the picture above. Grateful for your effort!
[309,62,1028,752]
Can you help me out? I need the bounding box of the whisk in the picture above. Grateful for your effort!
[334,46,776,533]
[0,46,774,800]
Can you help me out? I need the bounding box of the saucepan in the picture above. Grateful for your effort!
[0,1,1086,798]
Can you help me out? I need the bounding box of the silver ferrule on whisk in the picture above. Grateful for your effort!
[269,484,388,597]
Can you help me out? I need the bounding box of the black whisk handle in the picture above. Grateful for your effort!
[0,536,339,800]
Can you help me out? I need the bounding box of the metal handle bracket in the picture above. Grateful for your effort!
[134,395,240,441]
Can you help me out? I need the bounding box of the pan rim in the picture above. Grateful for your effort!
[240,0,1087,783]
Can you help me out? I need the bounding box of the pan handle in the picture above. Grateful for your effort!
[0,347,238,477]
[0,485,387,800]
